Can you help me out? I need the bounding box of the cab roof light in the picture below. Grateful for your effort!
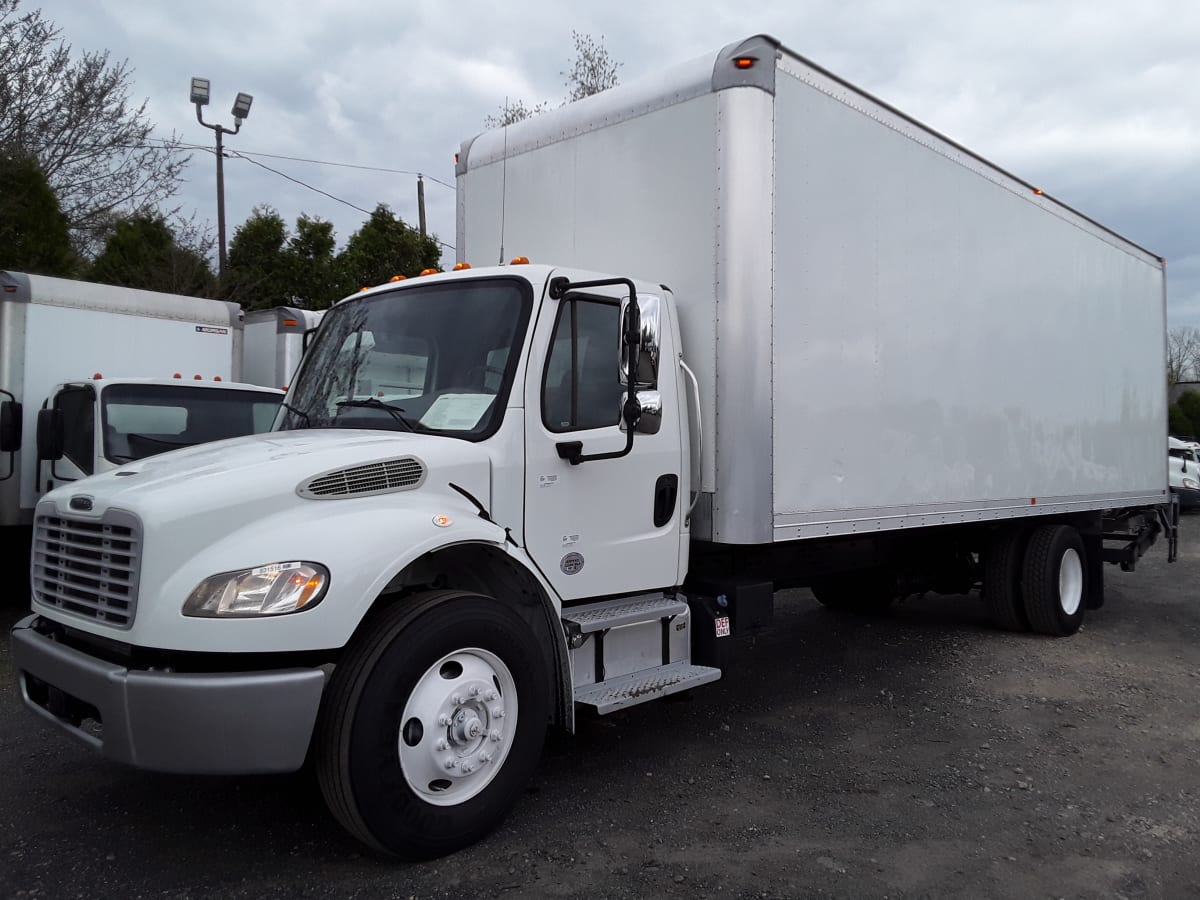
[213,376,222,381]
[92,372,103,379]
[194,374,203,380]
[509,256,530,265]
[420,268,440,276]
[1033,188,1044,195]
[389,274,407,282]
[733,56,756,69]
[173,373,182,379]
[453,262,471,270]
[360,286,370,292]
[282,318,298,327]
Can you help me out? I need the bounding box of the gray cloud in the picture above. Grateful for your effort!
[50,0,1200,323]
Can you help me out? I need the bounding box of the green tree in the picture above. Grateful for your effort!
[283,214,341,309]
[336,204,440,295]
[1169,402,1192,437]
[87,212,215,296]
[225,205,288,309]
[0,0,188,255]
[1177,390,1200,438]
[0,150,75,274]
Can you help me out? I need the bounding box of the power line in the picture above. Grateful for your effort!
[144,137,455,189]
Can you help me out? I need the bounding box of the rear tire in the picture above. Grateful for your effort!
[983,528,1030,631]
[1022,525,1087,637]
[315,590,550,858]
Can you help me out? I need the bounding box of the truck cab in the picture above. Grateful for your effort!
[35,376,283,495]
[1168,436,1200,510]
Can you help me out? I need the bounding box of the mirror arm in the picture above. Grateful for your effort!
[549,276,642,465]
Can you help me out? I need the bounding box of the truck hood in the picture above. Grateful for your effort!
[41,429,494,531]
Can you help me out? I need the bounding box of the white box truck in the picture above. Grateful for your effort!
[0,272,283,564]
[241,306,325,390]
[10,36,1176,859]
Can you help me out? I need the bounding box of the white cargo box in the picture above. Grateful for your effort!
[456,34,1167,545]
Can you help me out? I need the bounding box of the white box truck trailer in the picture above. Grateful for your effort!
[0,272,283,568]
[11,36,1177,859]
[241,306,325,390]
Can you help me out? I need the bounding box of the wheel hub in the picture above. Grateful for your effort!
[397,648,518,806]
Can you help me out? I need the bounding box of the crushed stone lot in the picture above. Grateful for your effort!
[2,515,1198,899]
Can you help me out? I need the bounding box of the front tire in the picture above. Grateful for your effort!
[316,590,550,858]
[1022,525,1087,637]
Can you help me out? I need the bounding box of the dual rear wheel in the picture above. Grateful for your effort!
[984,523,1088,636]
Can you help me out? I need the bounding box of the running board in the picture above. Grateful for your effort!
[574,662,721,714]
[561,594,687,638]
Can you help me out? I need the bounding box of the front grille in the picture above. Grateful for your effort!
[298,456,426,499]
[31,512,142,628]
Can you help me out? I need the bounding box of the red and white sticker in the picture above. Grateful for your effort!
[715,616,731,638]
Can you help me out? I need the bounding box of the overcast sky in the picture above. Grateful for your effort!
[49,0,1200,326]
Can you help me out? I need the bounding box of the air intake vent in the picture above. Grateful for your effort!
[298,457,426,499]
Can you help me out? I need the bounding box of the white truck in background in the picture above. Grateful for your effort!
[242,306,325,390]
[11,35,1177,860]
[0,271,283,566]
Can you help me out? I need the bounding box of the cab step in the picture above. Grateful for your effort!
[560,594,687,637]
[574,662,721,714]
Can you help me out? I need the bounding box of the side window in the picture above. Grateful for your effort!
[542,299,622,432]
[56,386,95,475]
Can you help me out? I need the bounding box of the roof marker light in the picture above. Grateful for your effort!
[360,286,370,292]
[453,262,471,270]
[282,318,298,327]
[173,373,182,379]
[733,56,756,69]
[390,274,407,282]
[420,268,439,276]
[214,376,222,381]
[510,256,530,265]
[1033,188,1044,195]
[194,374,203,381]
[92,372,103,379]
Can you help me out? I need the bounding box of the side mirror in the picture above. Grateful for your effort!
[302,326,319,351]
[36,407,64,462]
[619,294,661,388]
[0,398,20,452]
[619,390,663,435]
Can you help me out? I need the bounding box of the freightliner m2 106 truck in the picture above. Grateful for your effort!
[12,36,1176,858]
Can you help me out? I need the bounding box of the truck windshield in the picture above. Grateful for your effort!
[278,277,532,439]
[101,384,281,463]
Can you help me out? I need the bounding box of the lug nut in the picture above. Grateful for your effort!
[435,739,449,751]
[480,752,492,763]
[461,762,474,774]
[490,730,502,742]
[452,695,464,706]
[469,685,480,696]
[438,714,451,726]
[485,690,498,701]
[444,758,457,769]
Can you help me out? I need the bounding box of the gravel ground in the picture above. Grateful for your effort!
[1,515,1197,899]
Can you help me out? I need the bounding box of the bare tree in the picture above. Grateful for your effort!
[1167,326,1200,385]
[484,98,550,129]
[0,0,189,255]
[562,31,620,101]
[483,32,621,129]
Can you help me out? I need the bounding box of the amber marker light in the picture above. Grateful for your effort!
[510,256,530,265]
[390,275,407,282]
[734,56,756,69]
[453,262,472,270]
[420,268,439,276]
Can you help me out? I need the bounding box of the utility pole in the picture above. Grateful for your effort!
[417,175,427,238]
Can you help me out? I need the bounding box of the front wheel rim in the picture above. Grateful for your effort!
[1058,548,1083,616]
[398,647,518,806]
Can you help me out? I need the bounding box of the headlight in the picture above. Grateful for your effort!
[183,561,329,617]
[1184,478,1200,490]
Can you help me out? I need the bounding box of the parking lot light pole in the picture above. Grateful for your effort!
[190,77,254,280]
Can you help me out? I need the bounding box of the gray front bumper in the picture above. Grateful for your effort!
[10,615,327,774]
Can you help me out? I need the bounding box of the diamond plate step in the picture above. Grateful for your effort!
[561,595,687,635]
[574,662,721,714]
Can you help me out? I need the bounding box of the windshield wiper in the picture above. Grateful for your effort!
[336,397,418,432]
[279,400,310,426]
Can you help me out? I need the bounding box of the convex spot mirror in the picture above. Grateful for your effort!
[36,407,64,462]
[619,390,663,435]
[619,294,661,389]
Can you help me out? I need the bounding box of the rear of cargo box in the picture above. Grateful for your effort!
[457,35,1167,548]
